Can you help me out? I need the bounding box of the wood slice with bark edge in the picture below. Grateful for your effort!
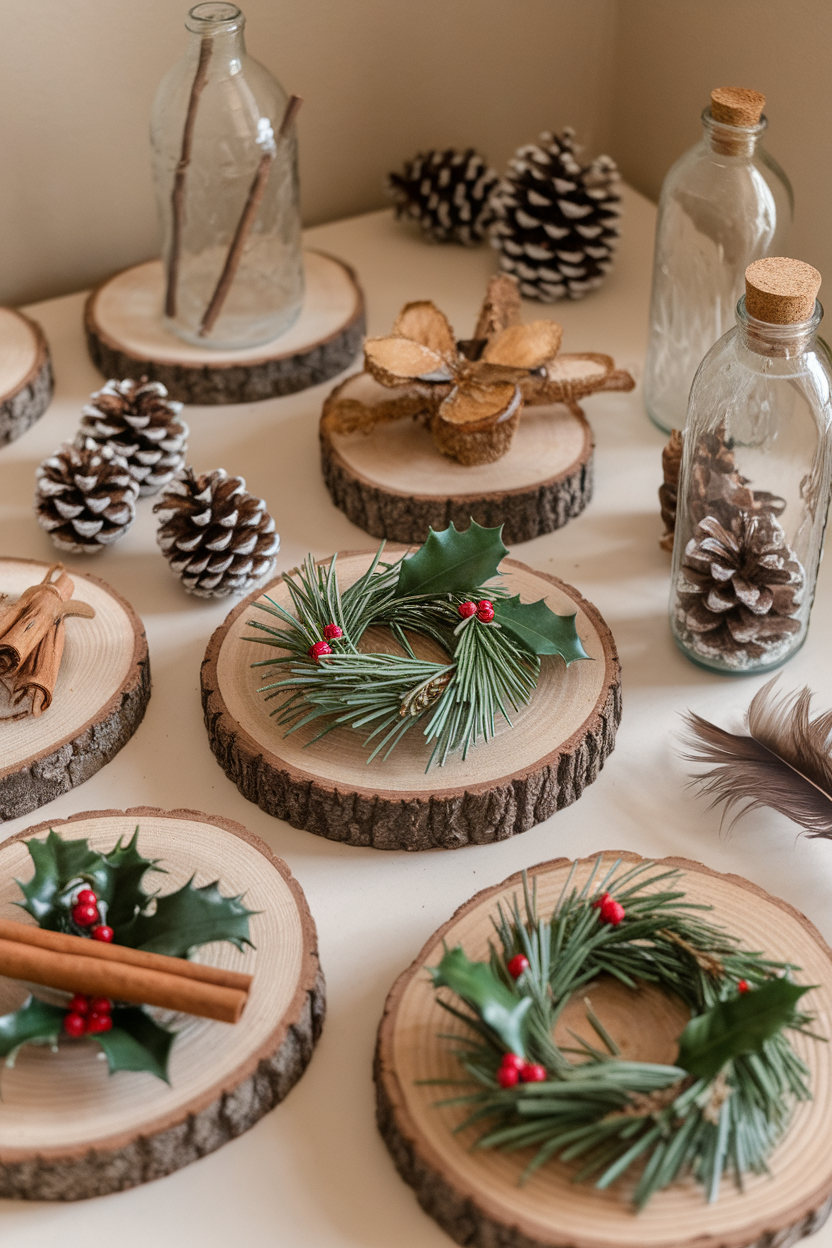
[0,309,53,447]
[321,394,593,546]
[0,558,150,823]
[84,250,365,405]
[0,806,324,1200]
[200,551,621,851]
[374,851,832,1248]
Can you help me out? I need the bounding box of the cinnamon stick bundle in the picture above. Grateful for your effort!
[0,920,252,1024]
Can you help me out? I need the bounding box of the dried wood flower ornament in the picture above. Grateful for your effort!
[0,565,95,720]
[322,274,634,466]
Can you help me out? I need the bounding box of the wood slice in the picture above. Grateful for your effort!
[0,807,324,1200]
[321,396,593,546]
[84,250,365,405]
[375,851,832,1248]
[0,558,150,822]
[200,551,621,850]
[0,308,53,447]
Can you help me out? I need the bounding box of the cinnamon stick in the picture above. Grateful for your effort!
[0,936,247,1024]
[165,34,213,319]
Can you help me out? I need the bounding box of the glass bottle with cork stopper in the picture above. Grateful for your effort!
[644,87,793,434]
[669,256,832,674]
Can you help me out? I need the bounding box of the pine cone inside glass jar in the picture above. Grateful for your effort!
[676,511,803,665]
[154,468,279,597]
[34,440,139,553]
[79,378,189,497]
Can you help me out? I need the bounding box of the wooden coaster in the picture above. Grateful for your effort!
[321,396,593,546]
[0,558,150,822]
[0,807,324,1200]
[375,851,832,1248]
[0,309,53,447]
[201,551,621,850]
[84,250,365,405]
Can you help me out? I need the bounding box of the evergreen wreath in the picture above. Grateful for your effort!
[428,856,817,1208]
[245,521,589,769]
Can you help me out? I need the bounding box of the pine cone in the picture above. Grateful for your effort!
[688,429,785,529]
[676,511,803,664]
[154,468,279,598]
[79,378,189,497]
[388,149,499,245]
[34,440,138,553]
[490,128,621,301]
[659,429,683,551]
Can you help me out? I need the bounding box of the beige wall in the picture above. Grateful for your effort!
[0,0,616,305]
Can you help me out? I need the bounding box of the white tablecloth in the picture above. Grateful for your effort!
[2,186,831,1247]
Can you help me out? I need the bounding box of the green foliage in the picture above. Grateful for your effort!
[677,978,811,1080]
[395,521,508,598]
[429,857,816,1208]
[97,1008,177,1082]
[430,947,532,1056]
[117,877,256,957]
[493,596,590,663]
[0,996,65,1058]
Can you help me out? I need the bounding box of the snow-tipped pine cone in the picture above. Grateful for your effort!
[154,468,279,598]
[388,149,499,245]
[34,440,139,553]
[79,377,189,497]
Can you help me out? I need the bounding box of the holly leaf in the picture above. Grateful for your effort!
[115,878,256,957]
[14,830,102,929]
[395,521,508,599]
[493,595,591,663]
[95,1007,176,1082]
[84,828,165,930]
[429,946,531,1056]
[677,979,811,1080]
[0,996,65,1059]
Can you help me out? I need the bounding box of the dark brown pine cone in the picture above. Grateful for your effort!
[79,377,189,497]
[676,511,803,664]
[34,440,139,553]
[154,467,279,598]
[659,429,683,551]
[688,428,786,529]
[388,149,499,245]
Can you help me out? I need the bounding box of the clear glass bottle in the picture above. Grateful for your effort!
[644,88,793,434]
[150,2,303,349]
[670,258,832,674]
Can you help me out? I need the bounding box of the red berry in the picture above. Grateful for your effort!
[76,888,97,906]
[72,902,99,927]
[91,925,114,943]
[599,897,625,926]
[592,891,611,910]
[497,1065,519,1088]
[520,1063,547,1083]
[323,623,343,641]
[89,997,112,1015]
[308,640,333,662]
[507,954,530,979]
[500,1053,525,1071]
[85,1013,113,1035]
[476,600,495,623]
[68,994,89,1015]
[738,979,750,994]
[458,601,477,619]
[63,1012,86,1038]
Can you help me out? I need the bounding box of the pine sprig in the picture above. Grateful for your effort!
[427,858,816,1208]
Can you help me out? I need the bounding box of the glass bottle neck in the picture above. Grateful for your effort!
[736,296,822,358]
[701,107,766,158]
[185,3,246,60]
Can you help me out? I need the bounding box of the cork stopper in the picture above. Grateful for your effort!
[745,258,821,324]
[710,87,765,127]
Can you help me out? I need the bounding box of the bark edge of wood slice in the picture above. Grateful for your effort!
[0,557,150,823]
[200,551,621,851]
[84,249,365,405]
[320,396,593,546]
[0,806,324,1200]
[0,308,53,447]
[374,851,832,1248]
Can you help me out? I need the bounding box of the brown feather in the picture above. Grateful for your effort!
[682,677,832,838]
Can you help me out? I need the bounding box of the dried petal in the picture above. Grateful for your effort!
[483,320,563,368]
[392,301,457,358]
[364,336,454,386]
[438,380,522,429]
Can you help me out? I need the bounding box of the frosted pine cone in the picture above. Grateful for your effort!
[79,377,188,497]
[34,440,138,553]
[154,468,279,598]
[388,149,499,245]
[490,128,621,301]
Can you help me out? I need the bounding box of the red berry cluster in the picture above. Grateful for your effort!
[457,600,495,623]
[71,887,113,943]
[592,892,625,926]
[63,994,113,1037]
[497,1052,547,1088]
[308,622,343,662]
